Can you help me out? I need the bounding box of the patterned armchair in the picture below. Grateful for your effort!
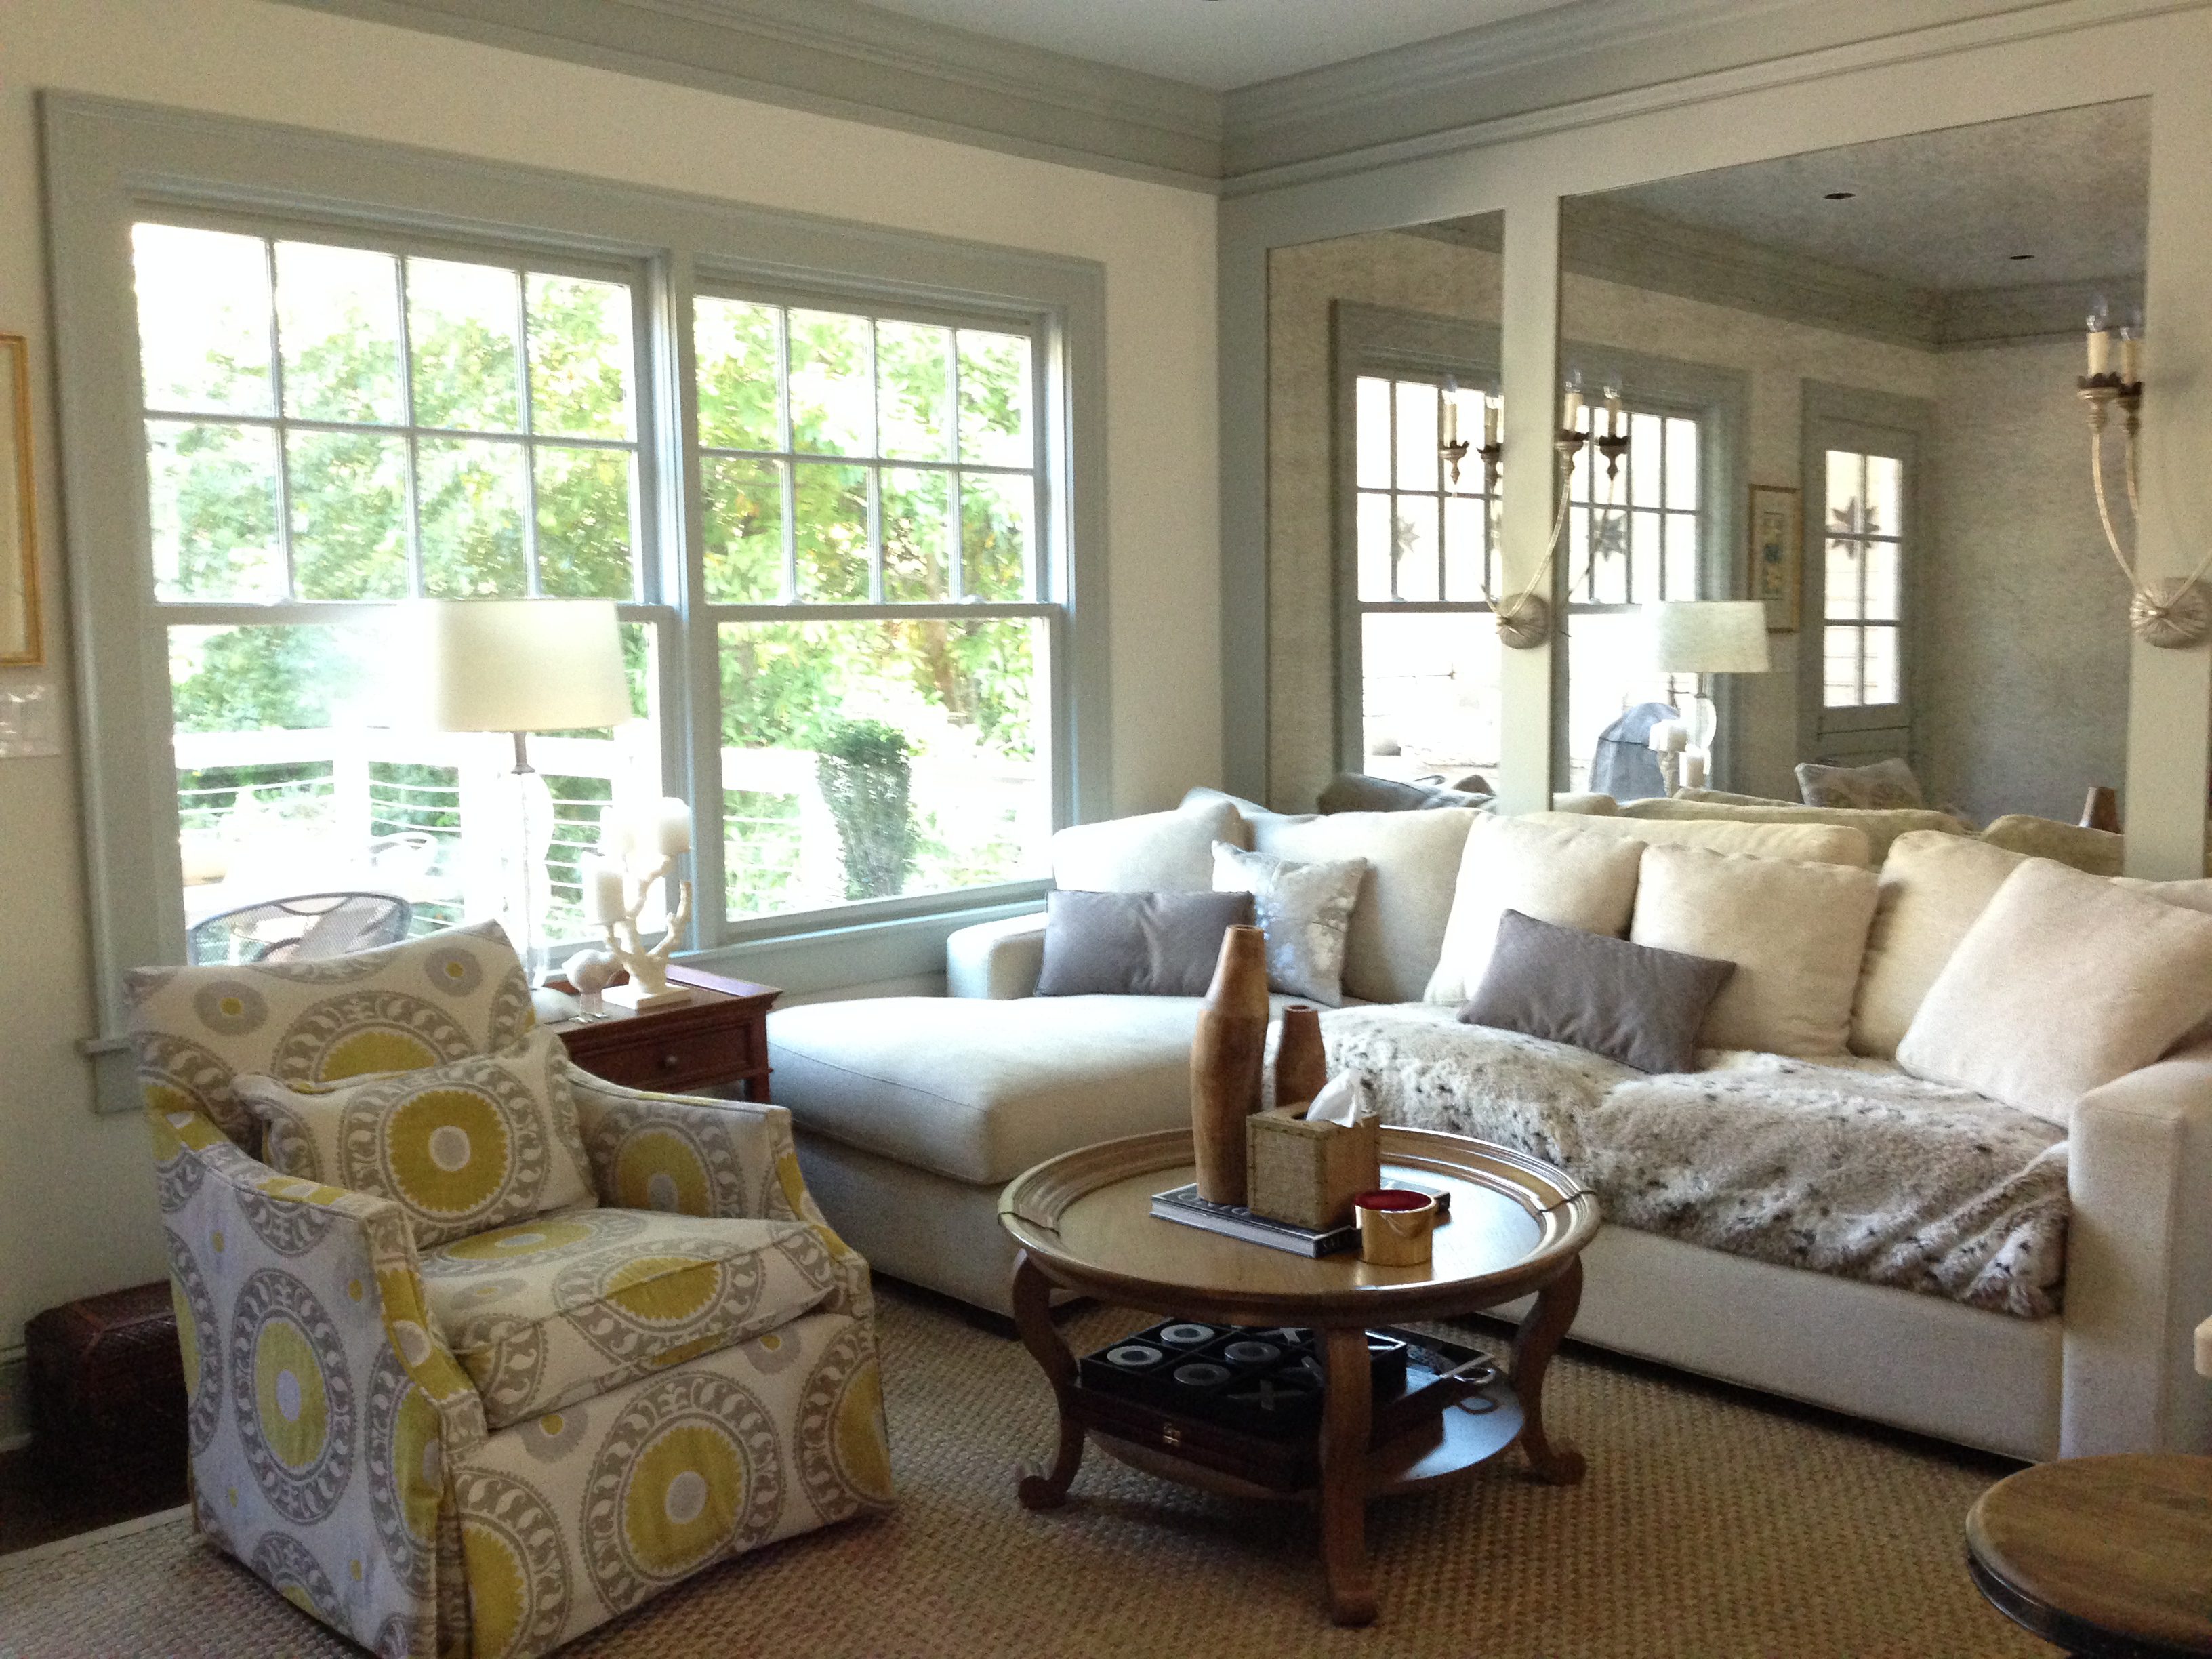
[128,920,892,1659]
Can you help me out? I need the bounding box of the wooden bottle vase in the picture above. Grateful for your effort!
[1191,924,1271,1205]
[1275,1004,1328,1116]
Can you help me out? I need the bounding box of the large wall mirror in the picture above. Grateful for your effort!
[1553,101,2148,821]
[1265,211,1505,813]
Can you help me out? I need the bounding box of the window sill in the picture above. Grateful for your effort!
[675,883,1050,999]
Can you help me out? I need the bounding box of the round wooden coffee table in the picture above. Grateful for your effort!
[1967,1454,2212,1657]
[998,1124,1600,1626]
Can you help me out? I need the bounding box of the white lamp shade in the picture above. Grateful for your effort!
[1647,601,1772,675]
[401,599,632,732]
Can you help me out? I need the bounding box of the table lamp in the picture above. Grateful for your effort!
[1647,600,1770,790]
[401,598,632,981]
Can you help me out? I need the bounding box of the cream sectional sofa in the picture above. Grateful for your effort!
[767,794,2212,1462]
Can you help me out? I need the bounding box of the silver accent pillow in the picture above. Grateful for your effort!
[1212,840,1368,1007]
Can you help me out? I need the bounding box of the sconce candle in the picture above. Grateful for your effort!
[1483,389,1501,447]
[1562,372,1584,430]
[2120,324,2142,386]
[1604,383,1624,438]
[1442,375,1459,446]
[2086,308,2112,377]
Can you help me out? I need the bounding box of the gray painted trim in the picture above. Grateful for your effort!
[44,94,1110,1059]
[270,0,1224,189]
[1330,303,1504,775]
[1797,381,1936,766]
[1940,276,2144,346]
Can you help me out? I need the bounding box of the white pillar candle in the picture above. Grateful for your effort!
[581,857,628,924]
[654,797,693,857]
[1483,390,1500,447]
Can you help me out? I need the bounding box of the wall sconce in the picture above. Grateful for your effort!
[1481,373,1630,650]
[2078,306,2212,647]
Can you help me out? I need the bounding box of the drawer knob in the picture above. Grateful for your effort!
[659,1052,682,1072]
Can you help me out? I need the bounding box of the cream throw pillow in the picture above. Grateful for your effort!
[1251,808,1479,1004]
[236,1027,596,1245]
[1849,834,2028,1059]
[1631,843,1879,1056]
[1051,798,1246,892]
[1424,816,1646,1004]
[1521,811,1871,868]
[1898,859,2212,1122]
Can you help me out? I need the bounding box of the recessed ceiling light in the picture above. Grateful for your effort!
[2008,252,2036,261]
[1824,190,1856,200]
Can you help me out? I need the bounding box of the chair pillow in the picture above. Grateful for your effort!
[1211,841,1366,1006]
[235,1025,596,1246]
[1630,843,1879,1057]
[1033,889,1254,998]
[1797,756,1924,809]
[1462,909,1734,1074]
[1897,859,2212,1123]
[1425,815,1646,1005]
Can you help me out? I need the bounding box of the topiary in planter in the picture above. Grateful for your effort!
[816,719,916,900]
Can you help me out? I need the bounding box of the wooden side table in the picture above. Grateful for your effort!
[548,962,780,1101]
[1967,1454,2212,1658]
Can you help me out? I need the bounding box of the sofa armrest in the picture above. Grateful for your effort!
[561,1067,872,1317]
[2062,1045,2212,1454]
[946,909,1048,999]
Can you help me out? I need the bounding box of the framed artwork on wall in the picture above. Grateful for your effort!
[1,334,39,667]
[1747,482,1800,634]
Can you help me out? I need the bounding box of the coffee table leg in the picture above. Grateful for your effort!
[1010,1250,1086,1510]
[1318,1324,1378,1626]
[1512,1256,1586,1486]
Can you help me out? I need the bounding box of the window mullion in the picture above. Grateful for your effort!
[777,308,797,603]
[947,329,966,602]
[516,272,541,598]
[262,238,298,602]
[394,256,426,597]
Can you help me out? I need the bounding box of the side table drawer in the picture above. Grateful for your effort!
[568,1019,760,1094]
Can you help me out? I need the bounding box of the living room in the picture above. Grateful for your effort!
[4,1,2211,1654]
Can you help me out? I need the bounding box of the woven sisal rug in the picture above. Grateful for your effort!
[0,1281,2042,1657]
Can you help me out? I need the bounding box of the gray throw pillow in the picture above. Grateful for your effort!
[1797,756,1923,810]
[1034,889,1254,998]
[1211,840,1368,1007]
[1461,909,1735,1074]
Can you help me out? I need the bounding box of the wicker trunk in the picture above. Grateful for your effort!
[24,1281,188,1500]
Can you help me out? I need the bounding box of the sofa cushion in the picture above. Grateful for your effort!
[1617,796,1965,864]
[770,996,1224,1185]
[1323,1002,2066,1317]
[1630,844,1879,1057]
[1033,889,1252,998]
[1899,859,2212,1123]
[1052,799,1246,891]
[235,1027,596,1246]
[1464,909,1735,1075]
[1251,808,1479,1004]
[419,1206,838,1429]
[1851,834,2027,1059]
[1521,811,1871,867]
[1980,813,2123,876]
[1425,815,1645,1004]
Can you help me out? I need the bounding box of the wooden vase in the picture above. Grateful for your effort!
[1191,925,1271,1204]
[1275,1004,1329,1117]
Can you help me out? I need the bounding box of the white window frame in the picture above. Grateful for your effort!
[45,96,1109,1112]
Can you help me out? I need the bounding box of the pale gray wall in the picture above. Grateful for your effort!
[1922,336,2131,825]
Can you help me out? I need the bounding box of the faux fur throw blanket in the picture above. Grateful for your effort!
[1322,1004,2068,1318]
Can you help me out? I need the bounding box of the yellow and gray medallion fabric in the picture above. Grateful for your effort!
[133,926,893,1659]
[234,1028,597,1248]
[418,1208,839,1430]
[127,920,535,1151]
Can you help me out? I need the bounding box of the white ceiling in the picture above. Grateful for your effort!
[851,0,1583,91]
[1605,102,2150,292]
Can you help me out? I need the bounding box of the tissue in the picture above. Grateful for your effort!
[1304,1071,1371,1128]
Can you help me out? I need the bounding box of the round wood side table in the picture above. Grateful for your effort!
[1967,1454,2212,1658]
[998,1124,1601,1626]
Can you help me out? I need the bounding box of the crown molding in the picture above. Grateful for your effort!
[1218,0,2207,197]
[266,0,1226,188]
